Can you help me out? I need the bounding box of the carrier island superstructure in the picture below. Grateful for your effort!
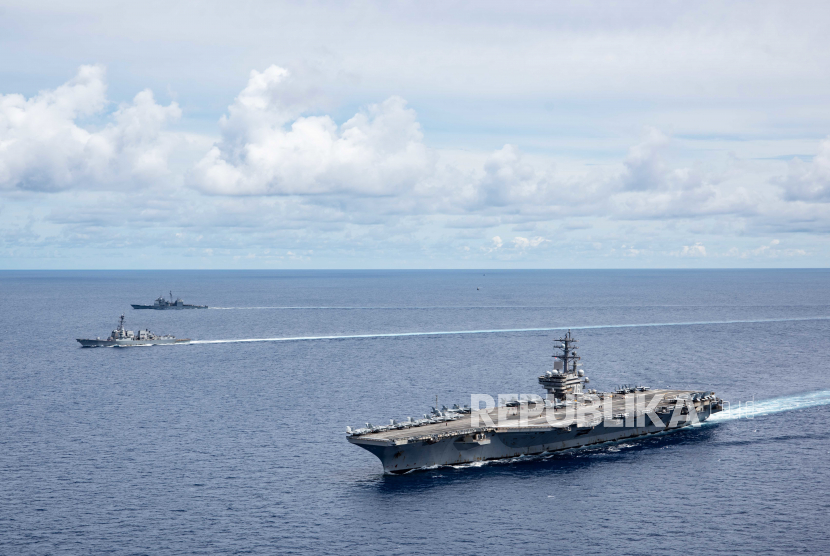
[347,331,723,473]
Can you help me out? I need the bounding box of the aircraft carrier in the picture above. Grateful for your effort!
[77,314,191,347]
[132,291,208,310]
[347,331,723,473]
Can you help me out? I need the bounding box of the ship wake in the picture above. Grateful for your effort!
[390,389,830,476]
[209,305,584,310]
[191,315,830,345]
[708,389,830,422]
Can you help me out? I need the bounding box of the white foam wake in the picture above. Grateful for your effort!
[189,315,830,344]
[209,304,830,310]
[208,305,553,310]
[708,389,830,422]
[382,390,830,475]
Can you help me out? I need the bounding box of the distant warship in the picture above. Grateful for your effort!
[348,331,723,473]
[132,291,207,310]
[77,314,190,347]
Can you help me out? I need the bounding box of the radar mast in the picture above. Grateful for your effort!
[538,330,587,401]
[553,330,580,375]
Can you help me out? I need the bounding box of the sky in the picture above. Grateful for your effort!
[1,0,830,269]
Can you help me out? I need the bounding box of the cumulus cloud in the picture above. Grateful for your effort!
[608,129,764,222]
[512,236,547,249]
[479,234,548,255]
[2,64,829,267]
[751,239,778,256]
[778,137,830,202]
[722,240,807,259]
[680,242,707,257]
[0,65,181,192]
[475,145,553,207]
[622,127,670,191]
[752,239,804,257]
[480,235,504,253]
[191,65,434,196]
[183,68,768,231]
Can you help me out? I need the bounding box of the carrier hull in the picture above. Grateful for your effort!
[347,332,723,474]
[348,388,721,474]
[350,413,714,474]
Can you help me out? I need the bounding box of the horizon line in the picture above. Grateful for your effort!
[2,267,830,272]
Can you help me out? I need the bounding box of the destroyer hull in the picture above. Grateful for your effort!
[76,338,191,347]
[131,305,207,310]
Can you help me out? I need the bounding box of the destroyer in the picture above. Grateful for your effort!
[132,291,207,310]
[77,314,191,347]
[348,331,723,473]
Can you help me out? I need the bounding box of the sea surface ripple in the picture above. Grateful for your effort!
[1,269,829,555]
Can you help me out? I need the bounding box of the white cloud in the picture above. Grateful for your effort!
[2,58,830,267]
[480,235,503,253]
[512,236,547,249]
[750,240,805,258]
[0,65,181,192]
[778,137,830,202]
[191,66,434,196]
[622,127,669,191]
[608,128,764,222]
[474,145,554,207]
[680,243,707,257]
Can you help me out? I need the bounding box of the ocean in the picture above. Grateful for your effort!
[1,269,829,554]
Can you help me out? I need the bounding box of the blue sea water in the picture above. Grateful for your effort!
[1,269,829,555]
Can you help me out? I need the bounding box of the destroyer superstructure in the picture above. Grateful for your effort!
[77,314,191,347]
[347,331,723,473]
[132,291,207,310]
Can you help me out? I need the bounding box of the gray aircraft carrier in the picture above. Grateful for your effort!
[347,331,723,473]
